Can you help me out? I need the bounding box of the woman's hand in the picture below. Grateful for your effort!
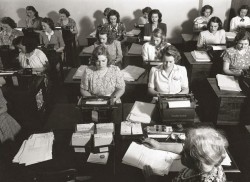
[142,138,161,150]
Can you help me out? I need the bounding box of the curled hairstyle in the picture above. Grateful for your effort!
[26,6,39,18]
[104,8,112,16]
[201,5,213,16]
[59,8,70,17]
[13,36,38,53]
[238,5,249,16]
[42,17,55,30]
[207,16,223,30]
[234,29,250,44]
[142,7,152,14]
[96,26,115,44]
[1,17,17,29]
[90,45,112,67]
[150,28,167,45]
[148,9,162,24]
[181,126,228,172]
[107,10,120,23]
[159,45,181,63]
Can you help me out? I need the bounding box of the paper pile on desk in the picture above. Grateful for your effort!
[73,65,87,80]
[94,133,113,147]
[126,29,141,37]
[76,123,95,134]
[81,45,95,54]
[128,43,142,55]
[13,132,54,166]
[216,74,242,92]
[87,152,109,165]
[120,121,143,135]
[127,101,155,123]
[96,123,114,133]
[121,65,145,81]
[191,50,211,62]
[226,32,236,40]
[72,133,91,146]
[122,142,180,176]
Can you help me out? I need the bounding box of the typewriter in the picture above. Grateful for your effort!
[157,94,196,124]
[77,96,118,123]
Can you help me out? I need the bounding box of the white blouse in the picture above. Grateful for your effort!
[197,29,226,48]
[230,16,250,32]
[19,49,48,69]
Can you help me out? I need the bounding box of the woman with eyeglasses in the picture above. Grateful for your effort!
[80,45,125,104]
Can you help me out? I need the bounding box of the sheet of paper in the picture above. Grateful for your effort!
[131,123,143,135]
[87,152,109,164]
[96,123,114,133]
[221,152,232,166]
[94,133,113,147]
[212,45,227,50]
[76,123,94,133]
[121,121,132,135]
[191,51,211,62]
[73,65,87,79]
[144,36,151,41]
[121,65,145,81]
[216,74,242,92]
[85,100,108,105]
[128,43,142,55]
[81,45,95,54]
[168,100,191,108]
[72,133,91,146]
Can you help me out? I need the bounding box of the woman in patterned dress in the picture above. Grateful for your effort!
[0,77,21,143]
[80,45,125,103]
[223,30,250,76]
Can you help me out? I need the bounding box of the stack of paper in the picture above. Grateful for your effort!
[73,65,87,80]
[81,45,95,54]
[122,142,180,176]
[144,36,151,41]
[221,151,232,166]
[216,74,242,92]
[121,65,145,81]
[87,152,109,165]
[120,121,143,135]
[94,133,113,147]
[127,101,155,123]
[126,29,141,37]
[128,43,142,55]
[13,132,54,166]
[96,123,114,134]
[76,123,95,134]
[72,133,91,146]
[89,30,96,37]
[191,50,211,62]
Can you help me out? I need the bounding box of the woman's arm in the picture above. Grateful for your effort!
[148,87,159,97]
[115,41,123,63]
[111,87,125,103]
[178,87,189,94]
[223,61,241,76]
[148,67,158,96]
[0,105,7,115]
[197,32,204,49]
[80,88,92,97]
[221,30,226,44]
[56,31,65,52]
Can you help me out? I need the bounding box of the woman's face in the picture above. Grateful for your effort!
[240,9,248,18]
[26,10,35,18]
[163,55,175,70]
[59,13,67,21]
[143,12,149,19]
[42,22,51,32]
[16,44,26,53]
[151,13,159,24]
[209,22,219,33]
[109,15,117,26]
[95,55,108,70]
[152,36,162,46]
[237,39,249,50]
[204,9,211,17]
[1,23,12,32]
[99,34,108,45]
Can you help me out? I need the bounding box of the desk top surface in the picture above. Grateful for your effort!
[207,78,246,98]
[184,52,213,65]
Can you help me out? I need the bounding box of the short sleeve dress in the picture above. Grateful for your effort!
[0,89,21,143]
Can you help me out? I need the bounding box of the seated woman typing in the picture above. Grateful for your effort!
[80,45,125,103]
[193,5,213,32]
[197,16,226,48]
[230,5,250,32]
[148,45,189,96]
[223,30,250,76]
[94,26,123,68]
[13,36,48,72]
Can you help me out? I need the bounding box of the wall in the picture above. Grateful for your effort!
[0,0,231,45]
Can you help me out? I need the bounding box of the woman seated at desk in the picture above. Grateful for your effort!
[25,6,43,30]
[102,9,126,42]
[137,7,152,25]
[94,26,122,68]
[13,36,48,72]
[230,5,250,32]
[223,30,250,76]
[143,9,167,37]
[193,5,213,32]
[197,16,226,49]
[148,45,189,96]
[142,28,170,65]
[80,45,125,103]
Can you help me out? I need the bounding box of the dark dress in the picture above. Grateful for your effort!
[143,23,167,36]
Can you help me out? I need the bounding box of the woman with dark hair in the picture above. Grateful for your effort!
[102,9,126,41]
[143,9,167,37]
[102,7,112,25]
[56,8,78,67]
[94,26,122,67]
[147,45,188,96]
[25,6,43,30]
[223,30,250,76]
[13,36,48,72]
[0,17,23,47]
[138,7,152,25]
[80,45,125,103]
[230,5,250,32]
[40,17,65,53]
[197,16,226,48]
[194,5,213,31]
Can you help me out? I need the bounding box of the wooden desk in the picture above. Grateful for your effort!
[181,33,198,52]
[86,36,97,46]
[202,78,247,125]
[64,68,150,103]
[78,51,91,65]
[123,53,143,68]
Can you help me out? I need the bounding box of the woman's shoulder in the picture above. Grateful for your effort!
[226,46,237,53]
[112,40,121,45]
[34,48,46,56]
[218,29,226,33]
[175,65,187,71]
[69,17,76,23]
[109,65,121,72]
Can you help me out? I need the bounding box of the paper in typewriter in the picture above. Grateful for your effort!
[85,100,108,105]
[122,142,180,176]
